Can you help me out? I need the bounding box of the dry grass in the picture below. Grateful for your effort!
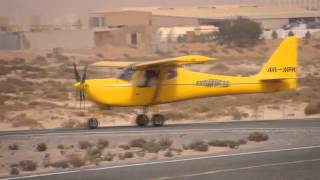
[51,160,69,169]
[159,138,173,150]
[66,154,86,168]
[11,114,42,128]
[97,139,109,150]
[208,139,247,149]
[60,120,85,128]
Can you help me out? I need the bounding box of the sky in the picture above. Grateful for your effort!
[0,0,240,25]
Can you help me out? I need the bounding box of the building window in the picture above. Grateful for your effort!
[91,17,105,27]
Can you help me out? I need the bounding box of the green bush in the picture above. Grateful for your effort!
[216,17,262,47]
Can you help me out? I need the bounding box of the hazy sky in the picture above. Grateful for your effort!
[0,0,229,25]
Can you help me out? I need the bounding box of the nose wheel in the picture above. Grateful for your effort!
[87,118,99,129]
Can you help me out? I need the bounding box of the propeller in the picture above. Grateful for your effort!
[73,63,87,110]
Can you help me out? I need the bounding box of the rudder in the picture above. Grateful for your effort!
[257,36,298,81]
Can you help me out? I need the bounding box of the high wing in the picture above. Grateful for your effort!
[90,61,134,68]
[90,55,216,69]
[132,55,216,70]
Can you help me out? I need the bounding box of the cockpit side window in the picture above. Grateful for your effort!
[118,67,134,81]
[167,69,177,79]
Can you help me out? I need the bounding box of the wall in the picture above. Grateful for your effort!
[0,32,19,50]
[105,11,152,27]
[255,18,289,30]
[152,15,199,27]
[21,30,94,50]
[94,26,154,48]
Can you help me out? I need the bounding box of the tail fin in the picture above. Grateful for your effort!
[257,36,298,81]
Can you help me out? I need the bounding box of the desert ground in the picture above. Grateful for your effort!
[0,38,320,131]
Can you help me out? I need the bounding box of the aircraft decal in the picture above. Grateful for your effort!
[196,79,230,88]
[267,67,296,73]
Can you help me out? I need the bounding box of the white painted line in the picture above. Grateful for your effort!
[2,145,320,180]
[152,158,320,180]
[2,127,320,137]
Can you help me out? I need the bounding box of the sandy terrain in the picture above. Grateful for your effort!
[0,38,320,131]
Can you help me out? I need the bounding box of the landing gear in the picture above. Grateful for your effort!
[135,114,150,127]
[87,118,99,129]
[151,114,165,127]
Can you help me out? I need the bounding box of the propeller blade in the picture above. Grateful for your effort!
[73,63,81,82]
[82,90,86,110]
[79,90,83,109]
[81,65,87,84]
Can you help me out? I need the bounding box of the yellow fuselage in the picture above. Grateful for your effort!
[81,68,295,107]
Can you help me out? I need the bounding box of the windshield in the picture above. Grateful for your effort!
[118,66,134,81]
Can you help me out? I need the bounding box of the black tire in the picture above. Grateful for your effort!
[136,114,149,127]
[87,118,99,129]
[151,114,165,127]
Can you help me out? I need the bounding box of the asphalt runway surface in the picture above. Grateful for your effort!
[1,118,320,180]
[1,118,320,137]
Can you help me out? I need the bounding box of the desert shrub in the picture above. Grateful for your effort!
[313,44,320,49]
[8,144,19,150]
[129,138,147,148]
[51,160,69,169]
[119,144,130,150]
[37,143,47,152]
[272,31,278,39]
[31,56,47,66]
[19,160,37,171]
[304,102,320,115]
[118,154,126,160]
[78,141,93,150]
[305,31,311,39]
[86,148,103,161]
[159,138,173,150]
[238,139,247,145]
[102,153,115,161]
[136,151,145,157]
[123,152,134,159]
[57,144,65,149]
[66,154,85,168]
[97,139,109,150]
[10,167,19,175]
[208,139,245,149]
[189,140,208,152]
[288,31,295,37]
[247,132,269,142]
[144,140,162,153]
[164,151,174,157]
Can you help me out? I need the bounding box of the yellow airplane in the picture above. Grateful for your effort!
[73,37,298,129]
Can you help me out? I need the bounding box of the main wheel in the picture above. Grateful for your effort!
[87,118,99,129]
[151,114,165,127]
[136,114,149,127]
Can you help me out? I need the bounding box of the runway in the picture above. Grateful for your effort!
[3,145,320,180]
[1,118,320,137]
[1,118,320,180]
